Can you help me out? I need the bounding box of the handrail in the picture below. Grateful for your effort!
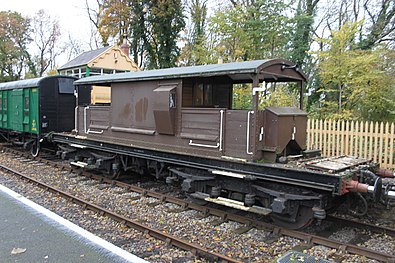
[189,140,220,149]
[74,90,78,133]
[83,106,88,134]
[87,129,104,134]
[74,106,78,133]
[219,110,224,151]
[246,111,254,155]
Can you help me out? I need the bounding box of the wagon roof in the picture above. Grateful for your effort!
[74,59,307,85]
[0,76,76,90]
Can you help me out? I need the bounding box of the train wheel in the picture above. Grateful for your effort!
[270,206,314,229]
[31,140,40,157]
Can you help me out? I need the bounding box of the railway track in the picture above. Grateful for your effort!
[326,214,395,237]
[0,162,239,263]
[1,146,394,262]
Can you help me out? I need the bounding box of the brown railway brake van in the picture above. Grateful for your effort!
[71,59,307,162]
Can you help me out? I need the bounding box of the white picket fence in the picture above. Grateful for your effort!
[307,119,395,169]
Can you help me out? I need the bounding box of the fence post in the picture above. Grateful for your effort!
[331,120,335,156]
[307,119,311,149]
[363,121,368,159]
[369,122,374,160]
[383,122,389,169]
[390,123,394,168]
[314,120,321,149]
[379,122,384,167]
[336,120,343,156]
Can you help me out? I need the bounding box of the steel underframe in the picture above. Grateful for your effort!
[53,134,342,194]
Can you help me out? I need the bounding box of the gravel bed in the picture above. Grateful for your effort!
[0,151,394,262]
[0,171,194,262]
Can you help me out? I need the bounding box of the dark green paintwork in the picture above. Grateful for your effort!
[1,91,10,129]
[29,88,39,134]
[10,89,23,131]
[0,87,39,134]
[0,92,2,128]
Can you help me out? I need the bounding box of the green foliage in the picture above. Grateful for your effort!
[289,0,318,67]
[189,0,207,45]
[144,0,186,69]
[232,84,299,110]
[232,84,252,109]
[180,0,292,65]
[314,21,395,122]
[86,0,395,123]
[208,5,250,62]
[261,85,300,108]
[244,0,292,59]
[0,11,32,82]
[179,0,208,66]
[97,0,185,69]
[208,1,291,62]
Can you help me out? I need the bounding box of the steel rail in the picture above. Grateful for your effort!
[279,228,395,263]
[0,163,241,263]
[326,214,395,237]
[2,146,395,263]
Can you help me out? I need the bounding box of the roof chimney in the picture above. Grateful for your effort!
[120,36,130,57]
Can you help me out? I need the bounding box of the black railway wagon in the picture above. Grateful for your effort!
[0,76,77,155]
[52,60,395,229]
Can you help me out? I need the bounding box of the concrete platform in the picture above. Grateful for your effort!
[0,184,148,263]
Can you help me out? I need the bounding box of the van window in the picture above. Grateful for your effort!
[58,78,75,94]
[193,82,212,106]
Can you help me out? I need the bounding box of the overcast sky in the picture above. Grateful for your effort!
[1,0,96,66]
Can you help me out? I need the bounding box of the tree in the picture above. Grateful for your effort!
[315,21,395,121]
[305,0,395,115]
[31,9,61,76]
[314,0,395,49]
[358,0,395,49]
[0,11,32,82]
[189,0,207,45]
[289,0,320,67]
[63,34,84,62]
[244,0,291,59]
[99,0,132,46]
[85,0,105,48]
[142,0,186,68]
[179,0,208,66]
[355,48,395,121]
[207,5,249,62]
[197,0,291,64]
[88,0,185,69]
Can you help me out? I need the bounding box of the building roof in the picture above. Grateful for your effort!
[0,76,77,90]
[75,59,307,85]
[58,46,111,70]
